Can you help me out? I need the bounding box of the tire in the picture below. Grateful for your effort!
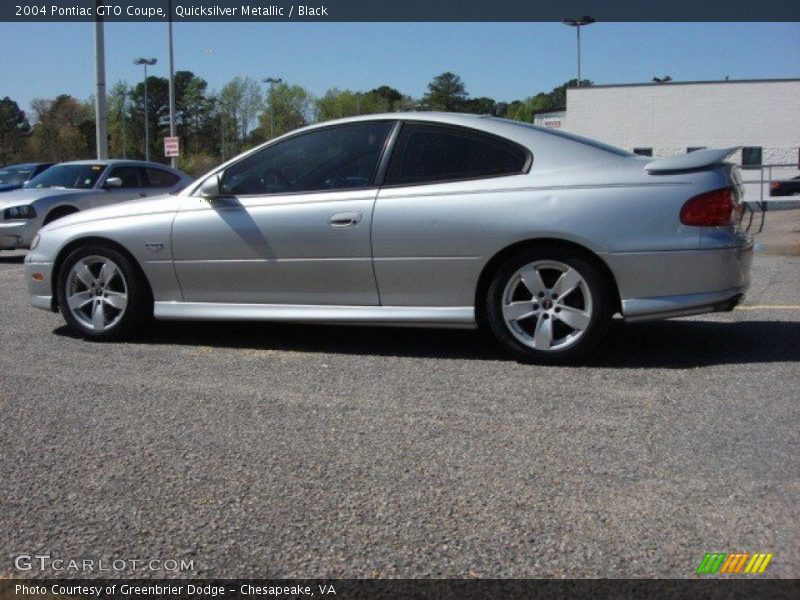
[56,244,150,341]
[485,246,613,364]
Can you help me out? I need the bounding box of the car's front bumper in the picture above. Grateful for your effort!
[25,257,56,312]
[608,241,753,322]
[0,219,40,250]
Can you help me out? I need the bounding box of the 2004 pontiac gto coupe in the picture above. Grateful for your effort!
[25,113,752,363]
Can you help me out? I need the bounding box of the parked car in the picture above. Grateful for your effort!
[25,114,752,363]
[770,175,800,196]
[0,162,54,192]
[1,159,192,251]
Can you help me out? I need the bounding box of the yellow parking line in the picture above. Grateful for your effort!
[736,305,800,310]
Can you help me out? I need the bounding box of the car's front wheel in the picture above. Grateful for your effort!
[486,248,613,364]
[57,245,150,341]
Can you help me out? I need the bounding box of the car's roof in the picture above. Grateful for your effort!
[304,111,494,129]
[275,112,630,156]
[1,162,51,169]
[59,159,175,168]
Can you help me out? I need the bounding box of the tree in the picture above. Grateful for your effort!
[258,82,313,140]
[106,81,131,159]
[462,96,498,115]
[315,88,389,122]
[126,70,213,161]
[27,95,94,161]
[367,86,404,111]
[548,79,592,108]
[176,73,219,158]
[504,93,553,123]
[0,97,30,164]
[128,75,168,160]
[422,72,468,112]
[216,76,263,154]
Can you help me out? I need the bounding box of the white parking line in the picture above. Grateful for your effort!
[737,305,800,310]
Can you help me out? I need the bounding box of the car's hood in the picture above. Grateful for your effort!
[0,187,88,208]
[43,194,185,231]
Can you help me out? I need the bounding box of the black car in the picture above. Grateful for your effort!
[770,175,800,197]
[0,162,54,192]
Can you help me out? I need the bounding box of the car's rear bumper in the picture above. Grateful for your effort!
[608,242,753,322]
[622,287,746,322]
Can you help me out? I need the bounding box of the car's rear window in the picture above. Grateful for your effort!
[145,168,181,188]
[385,123,530,186]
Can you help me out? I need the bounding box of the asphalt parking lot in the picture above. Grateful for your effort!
[1,216,798,579]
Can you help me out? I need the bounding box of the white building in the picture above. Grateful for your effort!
[558,78,800,201]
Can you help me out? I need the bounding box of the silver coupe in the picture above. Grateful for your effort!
[25,114,752,363]
[1,159,192,251]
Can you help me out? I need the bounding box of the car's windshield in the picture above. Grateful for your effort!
[25,164,106,190]
[0,165,36,185]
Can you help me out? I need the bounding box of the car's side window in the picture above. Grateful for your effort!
[107,166,142,188]
[384,123,530,186]
[144,168,180,188]
[221,121,394,196]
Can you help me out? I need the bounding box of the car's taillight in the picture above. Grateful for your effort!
[770,181,779,190]
[680,187,741,227]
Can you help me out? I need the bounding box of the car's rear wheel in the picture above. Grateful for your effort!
[57,245,149,341]
[486,248,613,363]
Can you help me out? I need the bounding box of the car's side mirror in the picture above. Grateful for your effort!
[200,173,223,199]
[104,177,123,189]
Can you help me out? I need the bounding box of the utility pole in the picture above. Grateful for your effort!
[262,77,282,139]
[94,1,108,159]
[167,0,177,168]
[562,17,595,87]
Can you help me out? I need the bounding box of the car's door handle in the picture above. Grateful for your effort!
[139,192,148,197]
[328,212,362,227]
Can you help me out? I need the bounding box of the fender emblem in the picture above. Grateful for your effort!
[145,242,165,252]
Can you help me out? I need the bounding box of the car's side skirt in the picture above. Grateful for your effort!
[153,302,477,329]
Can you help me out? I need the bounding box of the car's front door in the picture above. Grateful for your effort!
[171,120,396,305]
[93,165,150,208]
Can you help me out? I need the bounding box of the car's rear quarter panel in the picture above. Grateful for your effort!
[372,127,730,308]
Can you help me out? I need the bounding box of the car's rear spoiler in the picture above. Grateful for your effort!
[644,147,739,173]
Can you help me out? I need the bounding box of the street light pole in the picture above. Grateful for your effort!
[167,0,177,168]
[263,77,282,139]
[134,58,157,162]
[562,17,595,87]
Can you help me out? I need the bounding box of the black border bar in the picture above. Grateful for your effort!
[2,579,799,600]
[2,0,800,22]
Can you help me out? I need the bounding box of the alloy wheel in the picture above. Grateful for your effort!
[501,260,593,351]
[65,256,129,333]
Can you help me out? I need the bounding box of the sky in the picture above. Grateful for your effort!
[1,22,799,113]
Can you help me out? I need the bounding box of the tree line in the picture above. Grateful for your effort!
[0,72,590,176]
